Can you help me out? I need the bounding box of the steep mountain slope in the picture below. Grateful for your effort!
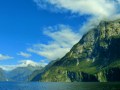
[7,66,42,81]
[0,68,6,81]
[31,19,120,82]
[29,59,59,81]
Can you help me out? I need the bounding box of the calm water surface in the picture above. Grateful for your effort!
[0,82,120,90]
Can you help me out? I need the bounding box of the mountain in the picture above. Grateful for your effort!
[0,68,6,81]
[29,59,59,81]
[6,66,42,81]
[30,19,120,82]
[2,61,43,81]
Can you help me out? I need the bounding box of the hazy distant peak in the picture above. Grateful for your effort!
[0,60,47,71]
[0,65,17,71]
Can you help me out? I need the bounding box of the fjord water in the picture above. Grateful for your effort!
[0,82,120,90]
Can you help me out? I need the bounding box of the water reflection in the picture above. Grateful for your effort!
[0,82,119,90]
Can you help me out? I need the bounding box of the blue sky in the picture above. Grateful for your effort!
[0,0,120,66]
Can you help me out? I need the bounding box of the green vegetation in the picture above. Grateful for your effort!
[30,19,120,82]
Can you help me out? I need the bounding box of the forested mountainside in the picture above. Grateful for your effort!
[30,19,120,82]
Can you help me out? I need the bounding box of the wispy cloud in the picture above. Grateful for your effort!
[34,0,120,17]
[34,0,120,35]
[32,0,120,61]
[28,25,80,60]
[0,54,13,60]
[17,52,31,58]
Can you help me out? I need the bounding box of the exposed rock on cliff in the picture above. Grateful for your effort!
[30,19,120,82]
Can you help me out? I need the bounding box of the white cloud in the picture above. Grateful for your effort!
[28,25,80,60]
[33,0,120,32]
[79,17,102,34]
[17,52,31,58]
[34,0,120,17]
[32,0,120,61]
[34,0,120,35]
[0,54,13,60]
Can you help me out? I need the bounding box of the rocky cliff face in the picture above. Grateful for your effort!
[30,19,120,82]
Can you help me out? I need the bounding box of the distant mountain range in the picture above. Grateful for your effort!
[30,19,120,82]
[0,68,6,81]
[0,61,43,81]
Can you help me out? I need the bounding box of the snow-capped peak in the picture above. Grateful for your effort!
[0,60,47,71]
[19,60,39,67]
